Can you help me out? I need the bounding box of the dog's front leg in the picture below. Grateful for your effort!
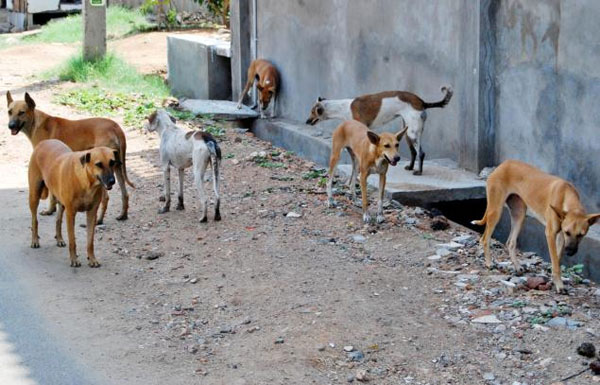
[270,94,277,118]
[158,166,171,213]
[65,208,80,267]
[193,154,209,223]
[55,203,66,247]
[404,137,417,171]
[376,174,386,223]
[86,204,101,267]
[546,227,566,294]
[259,101,265,119]
[360,173,371,223]
[29,188,41,248]
[40,194,57,216]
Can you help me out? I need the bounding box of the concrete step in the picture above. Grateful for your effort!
[252,119,485,205]
[180,99,259,120]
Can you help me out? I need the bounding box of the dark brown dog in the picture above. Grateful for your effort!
[7,91,134,222]
[236,59,279,118]
[29,139,119,267]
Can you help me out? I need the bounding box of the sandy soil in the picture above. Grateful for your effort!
[1,32,600,385]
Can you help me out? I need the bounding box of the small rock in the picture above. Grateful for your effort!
[404,217,417,225]
[343,345,354,352]
[452,234,476,244]
[472,315,502,324]
[436,248,451,257]
[348,350,364,362]
[437,242,463,251]
[577,342,596,358]
[493,324,507,333]
[286,211,301,218]
[355,369,368,382]
[189,278,198,284]
[594,289,600,297]
[526,276,548,290]
[274,337,284,344]
[352,234,367,243]
[546,317,568,328]
[483,372,495,381]
[317,344,326,352]
[347,374,355,383]
[145,251,163,260]
[427,255,442,261]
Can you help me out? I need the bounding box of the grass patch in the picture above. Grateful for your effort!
[52,52,168,128]
[26,7,151,44]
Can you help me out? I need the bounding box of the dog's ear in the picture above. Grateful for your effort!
[367,131,380,145]
[147,111,157,124]
[6,91,13,107]
[396,126,409,141]
[80,152,91,166]
[24,93,36,109]
[256,84,263,92]
[168,114,176,124]
[317,96,326,102]
[316,104,324,115]
[587,213,600,226]
[113,151,122,166]
[550,205,566,221]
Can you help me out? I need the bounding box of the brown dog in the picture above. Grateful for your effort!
[236,59,279,118]
[472,160,600,293]
[7,91,134,222]
[327,120,408,223]
[29,139,119,267]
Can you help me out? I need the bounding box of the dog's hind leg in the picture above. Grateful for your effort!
[114,165,129,221]
[404,137,417,171]
[479,184,505,269]
[506,194,526,274]
[327,137,344,207]
[29,181,43,248]
[176,168,185,210]
[211,158,221,221]
[158,166,171,214]
[65,208,80,267]
[193,150,210,223]
[347,149,359,202]
[40,194,57,216]
[55,203,66,247]
[96,190,109,225]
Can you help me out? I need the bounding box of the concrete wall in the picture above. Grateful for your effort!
[252,0,478,164]
[492,0,600,212]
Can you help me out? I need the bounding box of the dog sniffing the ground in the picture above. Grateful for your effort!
[327,120,408,223]
[472,160,600,293]
[145,109,222,222]
[236,59,279,118]
[7,91,134,223]
[29,139,119,267]
[306,87,452,175]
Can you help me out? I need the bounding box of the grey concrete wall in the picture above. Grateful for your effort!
[493,0,600,212]
[253,0,477,163]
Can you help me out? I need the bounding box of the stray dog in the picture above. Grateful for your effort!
[306,87,452,175]
[145,109,222,222]
[327,120,407,223]
[29,139,119,267]
[236,59,279,118]
[472,160,600,293]
[7,91,134,222]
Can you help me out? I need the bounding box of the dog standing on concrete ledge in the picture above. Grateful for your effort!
[472,159,600,293]
[236,59,279,118]
[327,120,408,223]
[306,87,452,175]
[145,109,222,222]
[29,139,119,267]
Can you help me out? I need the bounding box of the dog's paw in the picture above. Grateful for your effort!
[214,211,222,221]
[96,219,103,226]
[260,114,266,119]
[40,209,55,216]
[404,165,414,171]
[88,259,101,268]
[412,170,423,176]
[116,213,128,221]
[31,239,40,248]
[176,203,185,211]
[56,239,66,247]
[158,195,166,202]
[363,213,372,223]
[70,259,81,268]
[200,216,208,223]
[554,281,568,295]
[376,214,385,224]
[158,206,169,214]
[236,104,243,110]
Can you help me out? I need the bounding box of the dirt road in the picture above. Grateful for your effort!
[1,31,600,385]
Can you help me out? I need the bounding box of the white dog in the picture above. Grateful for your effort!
[145,109,222,222]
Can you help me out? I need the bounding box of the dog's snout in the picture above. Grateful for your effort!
[566,246,578,256]
[393,156,401,163]
[8,120,17,129]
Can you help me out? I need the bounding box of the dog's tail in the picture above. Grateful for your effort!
[117,129,135,189]
[204,132,222,221]
[471,213,486,226]
[423,86,453,109]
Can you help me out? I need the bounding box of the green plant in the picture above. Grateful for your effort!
[203,125,225,137]
[303,169,326,180]
[166,8,178,25]
[562,264,585,284]
[193,0,230,27]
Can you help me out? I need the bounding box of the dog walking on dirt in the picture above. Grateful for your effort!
[29,139,120,267]
[145,109,222,222]
[327,120,408,224]
[306,87,452,175]
[236,59,279,118]
[7,91,134,223]
[472,160,600,293]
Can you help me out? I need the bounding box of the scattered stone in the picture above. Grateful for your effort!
[145,251,163,260]
[404,217,417,225]
[493,324,507,333]
[437,241,463,251]
[352,234,367,243]
[343,345,354,352]
[452,234,476,244]
[436,248,451,257]
[355,369,368,382]
[317,344,326,352]
[547,317,581,330]
[427,255,442,261]
[274,337,284,344]
[347,374,355,383]
[472,315,502,324]
[483,372,495,381]
[348,350,364,362]
[286,211,301,218]
[577,342,596,358]
[189,278,198,284]
[526,276,549,290]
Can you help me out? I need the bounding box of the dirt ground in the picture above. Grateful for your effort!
[1,31,600,385]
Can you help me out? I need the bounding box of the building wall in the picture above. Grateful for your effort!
[493,0,600,211]
[254,0,478,162]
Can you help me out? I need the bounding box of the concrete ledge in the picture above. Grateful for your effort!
[252,119,485,204]
[180,99,258,120]
[167,34,231,100]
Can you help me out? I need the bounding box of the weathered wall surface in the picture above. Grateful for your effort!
[254,0,478,162]
[493,0,600,211]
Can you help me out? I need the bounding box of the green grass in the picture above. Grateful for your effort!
[26,6,151,44]
[52,52,168,128]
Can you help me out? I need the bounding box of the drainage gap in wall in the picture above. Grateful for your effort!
[428,199,487,232]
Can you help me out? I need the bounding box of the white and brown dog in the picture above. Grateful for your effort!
[236,59,279,118]
[472,160,600,293]
[145,109,222,222]
[327,120,407,223]
[306,87,452,175]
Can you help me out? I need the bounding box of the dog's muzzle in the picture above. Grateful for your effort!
[99,175,116,191]
[565,245,578,256]
[306,118,318,125]
[386,155,401,167]
[8,120,23,136]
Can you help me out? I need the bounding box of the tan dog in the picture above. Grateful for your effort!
[7,91,134,222]
[306,87,452,175]
[327,120,407,223]
[236,59,279,118]
[472,160,600,293]
[29,139,119,267]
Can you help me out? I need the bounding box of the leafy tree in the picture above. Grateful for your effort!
[193,0,230,28]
